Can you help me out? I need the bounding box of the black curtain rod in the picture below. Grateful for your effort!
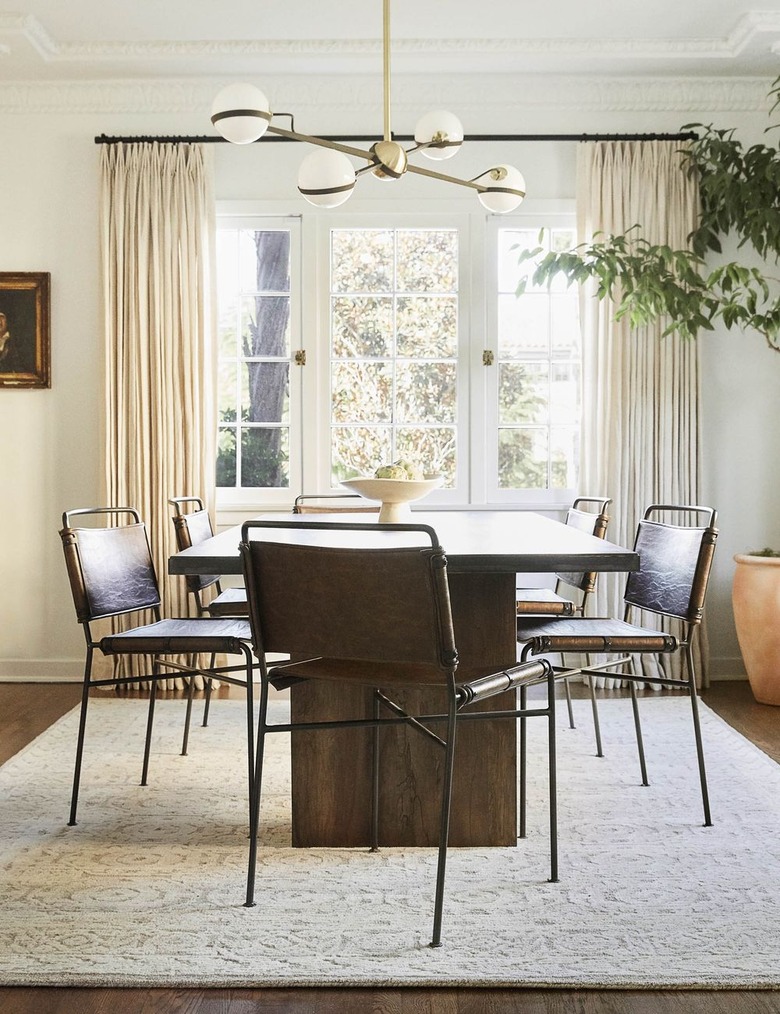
[94,131,698,145]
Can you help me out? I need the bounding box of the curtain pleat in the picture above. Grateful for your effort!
[99,143,217,687]
[575,141,706,688]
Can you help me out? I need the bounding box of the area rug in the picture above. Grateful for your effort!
[0,694,779,989]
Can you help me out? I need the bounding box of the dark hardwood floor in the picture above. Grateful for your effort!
[0,679,778,1014]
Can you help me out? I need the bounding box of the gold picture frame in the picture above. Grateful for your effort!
[0,272,51,389]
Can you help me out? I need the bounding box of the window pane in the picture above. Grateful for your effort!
[332,296,393,358]
[241,362,290,424]
[497,229,540,292]
[331,361,393,423]
[396,427,456,486]
[396,230,458,292]
[218,300,239,358]
[550,426,578,488]
[332,426,392,481]
[549,362,580,425]
[396,362,457,424]
[241,295,290,358]
[499,363,549,425]
[216,427,236,487]
[396,296,457,358]
[239,230,290,291]
[241,427,289,488]
[551,295,581,355]
[498,428,548,489]
[218,360,237,421]
[331,231,393,292]
[498,294,549,358]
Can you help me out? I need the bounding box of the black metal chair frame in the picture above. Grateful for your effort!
[516,495,612,747]
[60,507,256,828]
[239,518,556,948]
[292,493,378,513]
[518,504,719,829]
[169,496,249,742]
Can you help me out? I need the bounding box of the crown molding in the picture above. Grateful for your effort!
[0,76,774,117]
[1,11,780,67]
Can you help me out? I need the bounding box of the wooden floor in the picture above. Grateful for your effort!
[1,679,779,1014]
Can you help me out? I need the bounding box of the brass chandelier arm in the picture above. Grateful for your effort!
[265,123,375,163]
[404,159,526,199]
[267,122,525,200]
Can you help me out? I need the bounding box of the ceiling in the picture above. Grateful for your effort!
[1,0,780,82]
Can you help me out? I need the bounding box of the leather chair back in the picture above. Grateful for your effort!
[240,521,457,679]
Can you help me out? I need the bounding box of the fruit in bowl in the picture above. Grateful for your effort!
[374,459,425,481]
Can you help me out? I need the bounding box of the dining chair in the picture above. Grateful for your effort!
[292,493,379,513]
[169,496,248,617]
[516,495,612,742]
[516,504,719,828]
[169,496,248,743]
[239,518,555,948]
[59,507,256,828]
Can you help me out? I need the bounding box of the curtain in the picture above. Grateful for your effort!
[575,140,706,687]
[99,142,217,687]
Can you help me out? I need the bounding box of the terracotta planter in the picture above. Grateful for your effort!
[732,553,780,705]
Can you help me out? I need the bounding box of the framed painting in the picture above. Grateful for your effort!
[0,272,51,389]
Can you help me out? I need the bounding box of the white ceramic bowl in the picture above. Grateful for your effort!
[340,476,443,522]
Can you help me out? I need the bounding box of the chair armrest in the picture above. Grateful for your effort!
[457,659,552,707]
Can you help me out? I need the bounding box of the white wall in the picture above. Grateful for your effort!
[0,75,774,680]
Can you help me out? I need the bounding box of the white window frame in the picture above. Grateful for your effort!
[215,209,304,510]
[310,211,472,508]
[214,199,580,521]
[483,203,580,509]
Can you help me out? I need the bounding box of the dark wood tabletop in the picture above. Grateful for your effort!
[167,509,639,577]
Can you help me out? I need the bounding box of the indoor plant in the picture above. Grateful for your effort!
[515,77,780,701]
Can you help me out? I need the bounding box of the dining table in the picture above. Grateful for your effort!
[169,509,639,849]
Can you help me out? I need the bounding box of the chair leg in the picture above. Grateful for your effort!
[370,692,380,853]
[563,672,575,729]
[140,665,159,787]
[243,647,255,818]
[587,672,604,758]
[202,653,215,727]
[181,669,196,756]
[519,684,527,839]
[628,674,649,787]
[685,643,713,827]
[245,674,270,908]
[547,668,558,884]
[430,690,458,948]
[68,646,94,827]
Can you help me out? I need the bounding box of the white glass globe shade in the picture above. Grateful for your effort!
[414,110,464,161]
[477,164,526,214]
[297,149,357,208]
[211,84,271,144]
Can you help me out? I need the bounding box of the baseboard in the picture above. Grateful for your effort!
[0,660,82,682]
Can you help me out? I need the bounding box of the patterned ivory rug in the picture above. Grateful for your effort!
[0,694,779,989]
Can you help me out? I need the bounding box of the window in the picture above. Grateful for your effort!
[215,218,301,505]
[485,218,581,503]
[328,227,460,487]
[215,204,579,511]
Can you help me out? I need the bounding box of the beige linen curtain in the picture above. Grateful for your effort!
[100,142,217,686]
[575,140,706,687]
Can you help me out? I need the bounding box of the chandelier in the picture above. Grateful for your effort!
[209,0,525,213]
